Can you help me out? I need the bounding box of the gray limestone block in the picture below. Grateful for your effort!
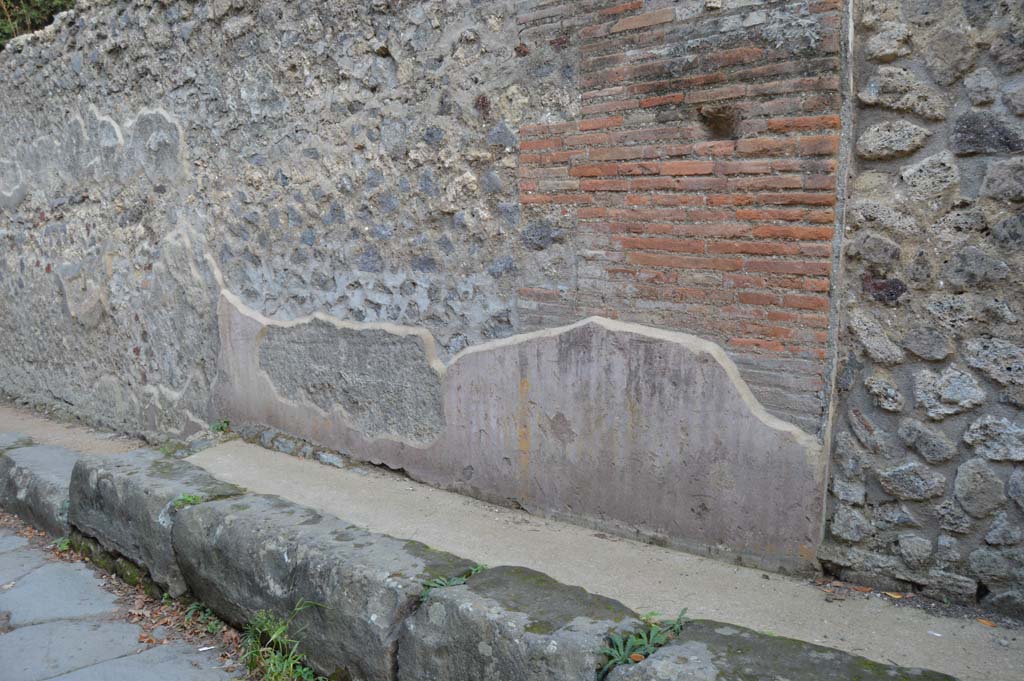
[397,565,639,681]
[68,450,244,597]
[172,494,477,681]
[606,620,955,680]
[0,444,80,536]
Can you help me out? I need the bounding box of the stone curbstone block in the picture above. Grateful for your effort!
[398,565,639,681]
[0,443,79,536]
[172,493,476,681]
[606,620,957,680]
[68,450,245,597]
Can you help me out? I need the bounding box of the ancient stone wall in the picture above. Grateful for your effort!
[1,0,1022,606]
[821,0,1024,616]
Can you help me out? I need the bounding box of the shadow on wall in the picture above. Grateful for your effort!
[214,292,826,574]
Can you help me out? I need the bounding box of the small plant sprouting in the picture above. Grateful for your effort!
[184,602,225,635]
[242,599,326,681]
[419,564,488,602]
[52,536,71,552]
[173,493,203,510]
[212,419,231,433]
[598,608,689,679]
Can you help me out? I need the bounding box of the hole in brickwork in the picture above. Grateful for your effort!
[698,104,740,139]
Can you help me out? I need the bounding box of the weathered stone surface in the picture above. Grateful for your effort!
[964,337,1024,387]
[1005,82,1024,115]
[987,589,1024,617]
[858,66,950,119]
[898,418,957,463]
[865,22,912,62]
[848,309,904,364]
[934,206,987,234]
[856,120,931,159]
[398,566,637,681]
[257,318,445,444]
[964,415,1024,462]
[969,547,1013,581]
[942,246,1010,292]
[606,620,955,680]
[831,478,866,505]
[68,450,244,596]
[901,151,960,200]
[902,327,954,361]
[846,231,901,264]
[0,445,79,535]
[922,570,978,603]
[990,213,1024,249]
[950,111,1024,155]
[923,26,977,85]
[914,366,986,420]
[898,532,933,569]
[847,198,918,235]
[1009,469,1024,510]
[964,68,999,105]
[831,506,874,542]
[936,499,973,534]
[878,462,946,500]
[173,494,476,680]
[985,512,1023,545]
[954,459,1006,518]
[217,305,827,572]
[849,408,894,456]
[864,372,904,412]
[981,157,1024,202]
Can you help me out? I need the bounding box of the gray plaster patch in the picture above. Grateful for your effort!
[257,318,444,443]
[0,620,144,681]
[0,561,119,627]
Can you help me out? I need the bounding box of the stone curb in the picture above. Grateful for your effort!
[0,439,78,536]
[0,436,959,680]
[69,451,245,597]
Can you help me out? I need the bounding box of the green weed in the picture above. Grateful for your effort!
[242,599,325,681]
[598,608,689,679]
[173,493,203,510]
[419,564,488,602]
[212,419,231,433]
[184,601,225,635]
[52,536,71,552]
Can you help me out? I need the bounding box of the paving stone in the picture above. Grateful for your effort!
[0,433,33,451]
[173,493,476,681]
[69,450,244,596]
[0,545,47,583]
[606,620,955,680]
[0,531,29,554]
[0,561,119,627]
[0,620,144,681]
[0,445,80,535]
[53,641,231,681]
[398,565,638,681]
